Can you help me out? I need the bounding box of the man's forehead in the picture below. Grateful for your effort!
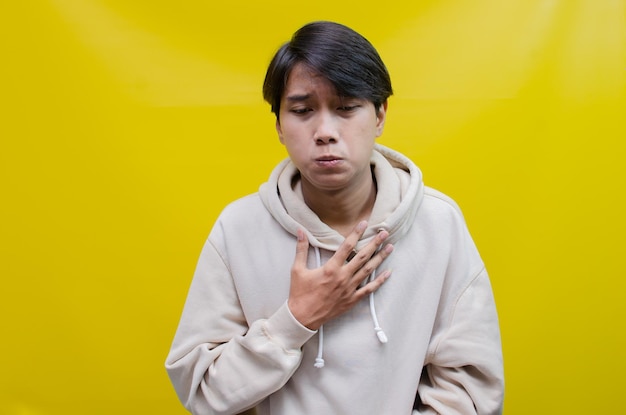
[282,64,339,100]
[287,62,322,80]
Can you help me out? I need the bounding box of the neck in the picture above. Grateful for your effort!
[301,171,377,237]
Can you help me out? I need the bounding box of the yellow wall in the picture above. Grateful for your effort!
[2,1,625,414]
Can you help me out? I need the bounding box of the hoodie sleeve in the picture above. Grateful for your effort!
[165,237,316,415]
[415,268,505,415]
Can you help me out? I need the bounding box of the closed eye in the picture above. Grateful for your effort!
[290,107,312,115]
[337,105,361,114]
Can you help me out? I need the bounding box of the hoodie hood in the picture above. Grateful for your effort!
[259,144,425,250]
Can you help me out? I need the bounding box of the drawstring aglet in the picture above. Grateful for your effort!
[375,327,388,343]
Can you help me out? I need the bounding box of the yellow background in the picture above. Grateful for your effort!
[2,1,625,414]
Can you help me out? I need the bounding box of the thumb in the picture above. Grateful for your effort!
[293,228,310,270]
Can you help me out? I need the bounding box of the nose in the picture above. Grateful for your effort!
[313,111,338,145]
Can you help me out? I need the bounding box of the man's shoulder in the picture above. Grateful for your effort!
[219,193,266,219]
[208,192,273,239]
[421,186,465,220]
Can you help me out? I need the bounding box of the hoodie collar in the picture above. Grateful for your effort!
[259,144,424,250]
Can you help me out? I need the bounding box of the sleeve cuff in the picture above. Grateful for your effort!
[263,301,317,351]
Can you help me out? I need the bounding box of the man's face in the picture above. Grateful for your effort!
[276,63,387,194]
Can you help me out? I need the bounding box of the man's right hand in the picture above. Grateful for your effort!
[287,220,394,330]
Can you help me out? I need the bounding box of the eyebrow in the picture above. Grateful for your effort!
[284,93,311,102]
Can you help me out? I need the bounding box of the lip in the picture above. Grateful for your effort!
[315,155,342,162]
[314,155,343,167]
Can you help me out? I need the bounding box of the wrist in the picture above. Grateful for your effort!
[287,299,321,330]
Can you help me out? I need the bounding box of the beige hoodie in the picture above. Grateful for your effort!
[165,144,504,415]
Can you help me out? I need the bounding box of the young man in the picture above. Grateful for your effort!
[166,21,504,415]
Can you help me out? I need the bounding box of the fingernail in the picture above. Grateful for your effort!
[357,220,368,231]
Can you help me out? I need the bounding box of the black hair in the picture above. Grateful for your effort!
[262,21,393,117]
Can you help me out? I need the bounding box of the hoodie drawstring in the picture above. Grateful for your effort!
[313,247,326,368]
[312,245,388,369]
[368,269,388,343]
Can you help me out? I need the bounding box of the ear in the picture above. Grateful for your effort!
[276,118,285,144]
[375,101,388,137]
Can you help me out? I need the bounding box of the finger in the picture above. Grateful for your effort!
[293,228,310,271]
[350,243,394,284]
[346,230,390,272]
[355,269,392,298]
[348,238,393,283]
[329,220,368,266]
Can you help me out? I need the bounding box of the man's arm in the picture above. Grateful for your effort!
[165,238,316,415]
[415,269,504,415]
[166,221,393,414]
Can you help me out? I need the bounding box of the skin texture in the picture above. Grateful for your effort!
[289,223,393,330]
[276,63,393,330]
